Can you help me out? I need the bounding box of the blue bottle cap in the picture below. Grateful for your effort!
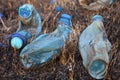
[11,33,27,48]
[61,14,72,20]
[92,15,104,21]
[19,4,33,19]
[11,37,23,49]
[55,6,62,12]
[58,14,72,26]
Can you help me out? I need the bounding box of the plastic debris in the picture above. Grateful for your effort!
[17,4,42,38]
[79,15,112,79]
[20,14,72,69]
[79,0,117,11]
[55,6,62,12]
[10,4,42,49]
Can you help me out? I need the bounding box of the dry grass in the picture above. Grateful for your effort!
[0,0,120,80]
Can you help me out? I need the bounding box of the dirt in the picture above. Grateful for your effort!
[0,0,120,80]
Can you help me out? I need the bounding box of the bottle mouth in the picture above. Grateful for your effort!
[19,4,33,19]
[20,55,33,69]
[89,60,107,79]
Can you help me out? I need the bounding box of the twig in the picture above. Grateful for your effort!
[41,5,55,26]
[0,17,11,31]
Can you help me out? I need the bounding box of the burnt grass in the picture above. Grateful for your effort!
[0,0,120,80]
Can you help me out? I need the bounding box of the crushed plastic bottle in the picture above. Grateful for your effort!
[20,14,72,69]
[79,15,112,79]
[11,4,42,49]
[79,0,117,11]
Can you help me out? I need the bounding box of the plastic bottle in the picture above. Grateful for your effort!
[11,4,42,49]
[19,14,72,69]
[79,15,112,79]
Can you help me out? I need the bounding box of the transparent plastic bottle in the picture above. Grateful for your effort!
[79,15,112,79]
[20,14,72,69]
[11,4,42,49]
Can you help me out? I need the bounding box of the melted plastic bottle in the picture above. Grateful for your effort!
[11,4,42,49]
[79,15,112,79]
[20,14,72,69]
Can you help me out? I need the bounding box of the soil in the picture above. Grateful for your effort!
[0,0,120,80]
